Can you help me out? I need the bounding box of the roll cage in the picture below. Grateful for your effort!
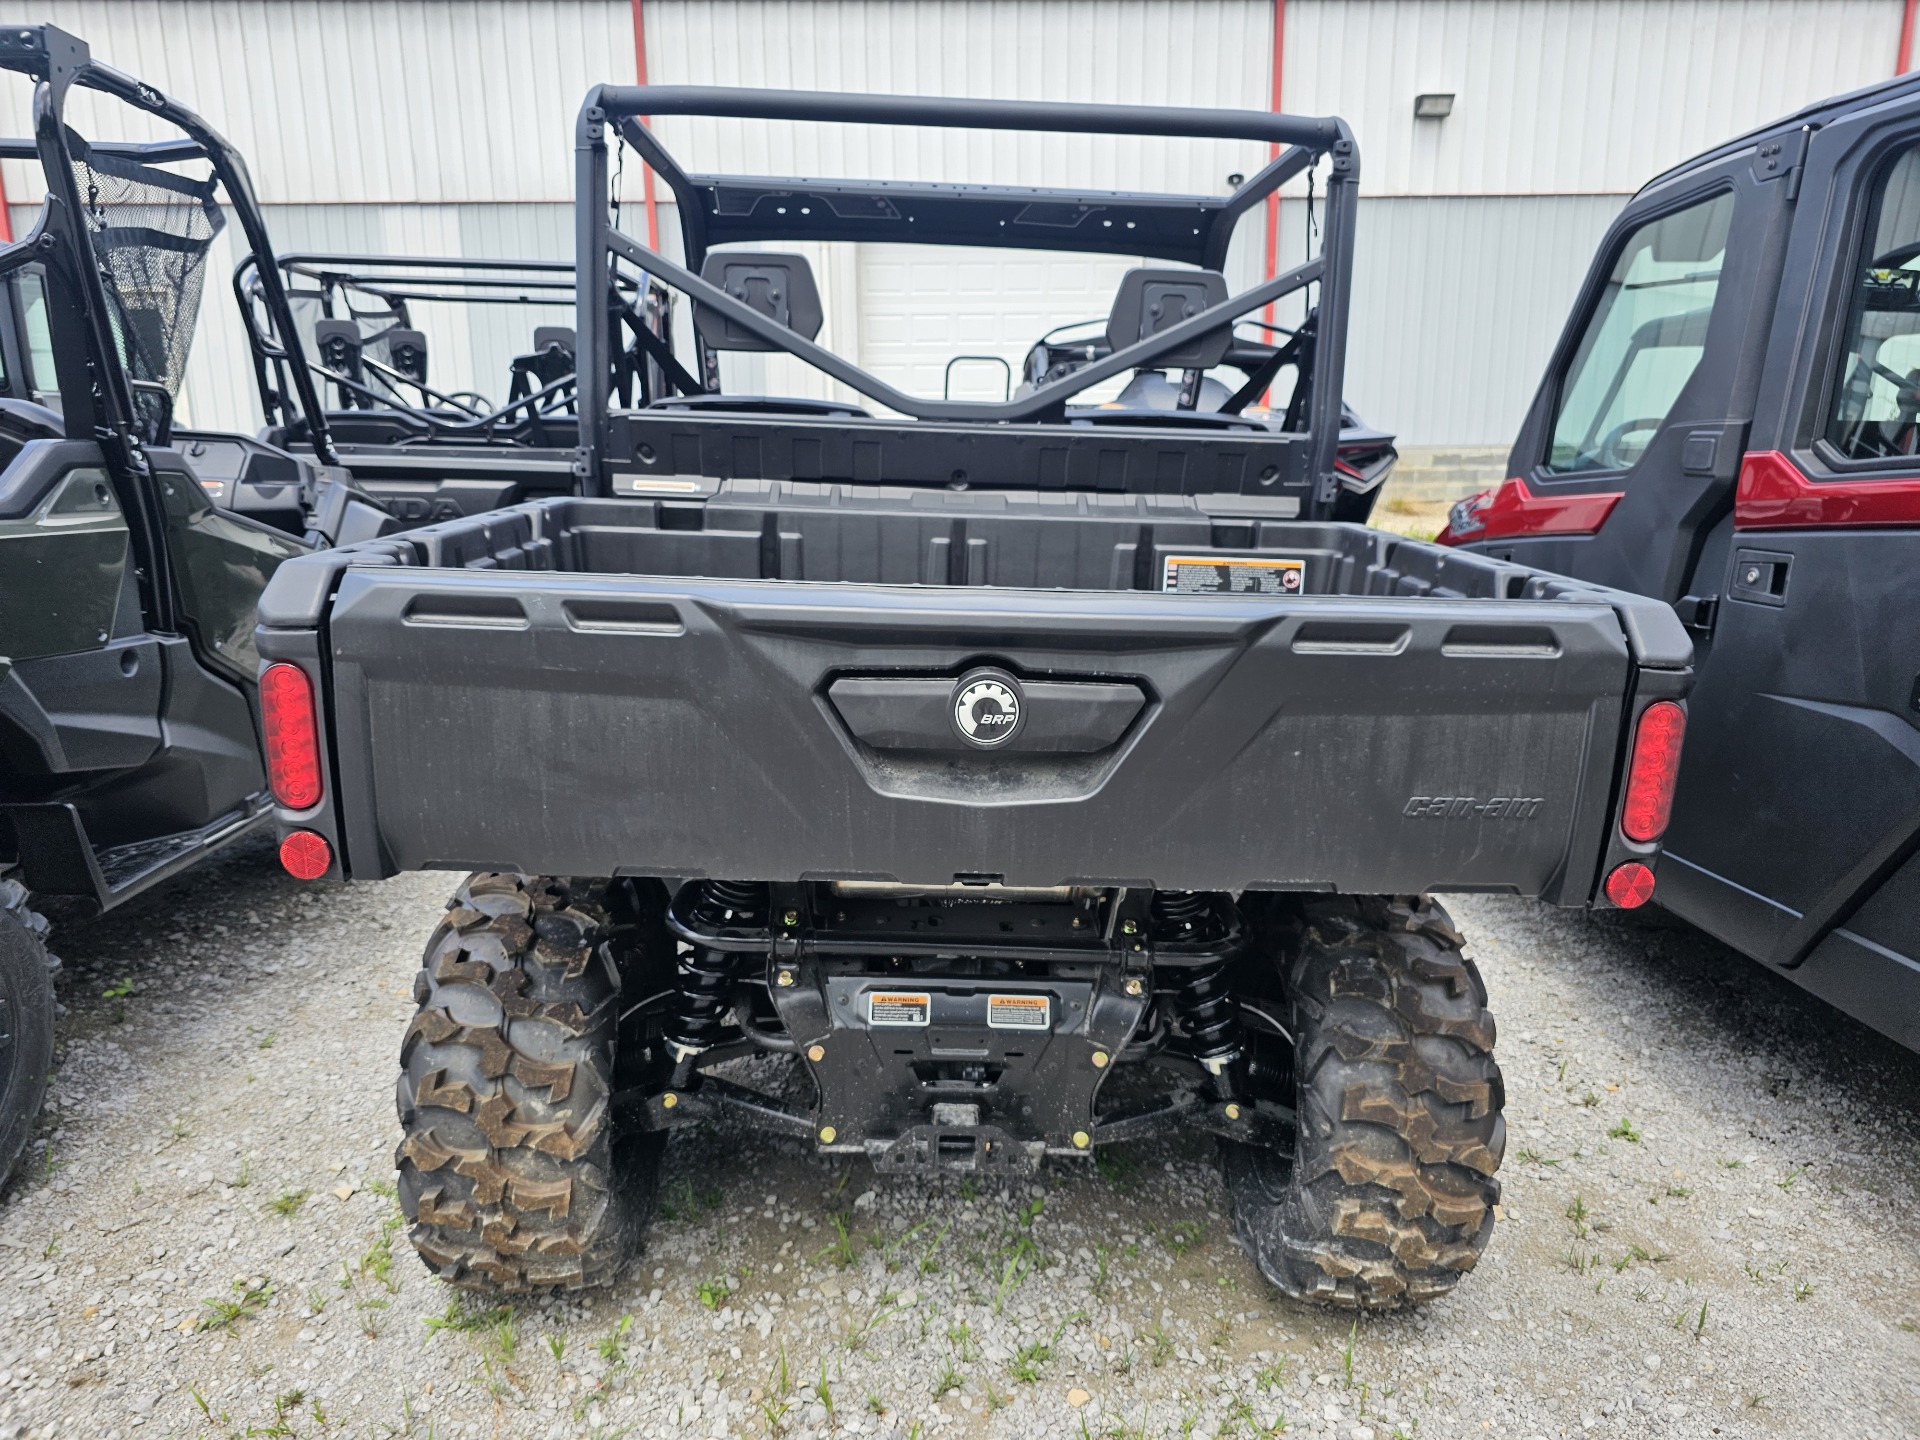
[0,27,333,462]
[0,24,342,637]
[235,253,638,446]
[575,86,1360,512]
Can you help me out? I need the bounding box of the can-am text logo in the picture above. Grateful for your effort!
[1403,796,1545,820]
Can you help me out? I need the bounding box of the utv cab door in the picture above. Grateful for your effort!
[1659,93,1920,1045]
[1466,141,1798,597]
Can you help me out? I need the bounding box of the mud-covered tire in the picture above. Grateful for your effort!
[1224,895,1505,1309]
[396,873,664,1292]
[0,879,56,1189]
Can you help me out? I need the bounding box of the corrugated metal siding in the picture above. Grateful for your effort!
[1287,0,1906,196]
[4,1,1914,446]
[1340,195,1630,445]
[642,1,1274,194]
[0,1,638,205]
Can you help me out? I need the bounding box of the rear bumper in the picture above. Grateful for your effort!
[262,566,1675,902]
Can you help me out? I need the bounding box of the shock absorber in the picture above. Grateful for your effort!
[1155,892,1248,1102]
[666,880,768,1086]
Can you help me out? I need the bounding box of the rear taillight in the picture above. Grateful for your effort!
[261,662,322,810]
[279,830,332,880]
[1621,700,1686,843]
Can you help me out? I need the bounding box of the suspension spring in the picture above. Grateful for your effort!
[1171,956,1248,1100]
[1156,892,1246,1101]
[666,881,769,1083]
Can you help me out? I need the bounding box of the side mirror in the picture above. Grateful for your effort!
[128,379,174,446]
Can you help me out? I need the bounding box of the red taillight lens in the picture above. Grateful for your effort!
[1605,861,1656,908]
[1621,700,1685,843]
[260,662,323,810]
[279,830,332,880]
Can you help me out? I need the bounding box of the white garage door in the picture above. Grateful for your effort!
[856,245,1148,405]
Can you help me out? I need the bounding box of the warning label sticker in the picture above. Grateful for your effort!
[1162,555,1307,595]
[866,992,931,1028]
[987,994,1052,1031]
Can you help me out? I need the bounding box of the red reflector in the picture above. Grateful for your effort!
[1621,700,1686,842]
[1604,861,1656,909]
[260,662,322,810]
[279,830,332,880]
[1736,450,1920,529]
[1435,476,1624,546]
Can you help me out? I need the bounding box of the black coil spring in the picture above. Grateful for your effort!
[668,881,770,1072]
[667,946,742,1057]
[1171,954,1247,1100]
[1151,890,1209,939]
[689,878,768,929]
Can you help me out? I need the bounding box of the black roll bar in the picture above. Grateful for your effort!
[574,84,1359,512]
[0,26,341,465]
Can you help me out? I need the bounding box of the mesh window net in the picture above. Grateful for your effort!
[68,131,224,414]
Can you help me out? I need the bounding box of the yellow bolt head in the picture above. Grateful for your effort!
[1091,1050,1110,1069]
[806,1043,826,1062]
[818,1125,837,1144]
[776,969,796,987]
[1072,1130,1091,1149]
[661,1092,678,1109]
[1224,1103,1242,1121]
[1123,977,1144,997]
[1121,918,1139,935]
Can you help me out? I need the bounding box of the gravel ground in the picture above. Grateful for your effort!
[2,839,1916,1440]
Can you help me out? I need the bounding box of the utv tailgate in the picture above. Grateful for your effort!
[260,499,1688,901]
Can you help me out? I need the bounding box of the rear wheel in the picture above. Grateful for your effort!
[395,873,669,1292]
[0,878,56,1188]
[1224,895,1504,1309]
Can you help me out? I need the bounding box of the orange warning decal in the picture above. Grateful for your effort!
[866,991,931,1027]
[987,994,1051,1030]
[1162,554,1306,595]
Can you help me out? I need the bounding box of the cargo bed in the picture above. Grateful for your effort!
[257,486,1689,901]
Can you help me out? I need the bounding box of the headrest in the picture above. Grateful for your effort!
[1106,268,1230,371]
[694,252,824,352]
[313,319,363,374]
[532,325,576,356]
[383,328,428,382]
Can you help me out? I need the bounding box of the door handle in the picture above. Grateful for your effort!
[1729,548,1791,607]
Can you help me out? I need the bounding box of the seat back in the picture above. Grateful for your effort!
[693,252,823,352]
[1105,268,1230,371]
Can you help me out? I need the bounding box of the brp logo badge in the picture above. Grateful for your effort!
[951,668,1025,749]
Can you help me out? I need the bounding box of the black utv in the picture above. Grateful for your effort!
[0,27,393,1183]
[260,86,1693,1309]
[1440,74,1920,1052]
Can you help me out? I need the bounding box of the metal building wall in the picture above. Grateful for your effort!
[0,1,1913,443]
[1287,0,1908,196]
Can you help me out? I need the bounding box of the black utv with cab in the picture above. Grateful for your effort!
[0,27,396,1184]
[261,87,1694,1310]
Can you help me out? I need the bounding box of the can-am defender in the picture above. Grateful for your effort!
[0,26,391,1183]
[259,86,1694,1308]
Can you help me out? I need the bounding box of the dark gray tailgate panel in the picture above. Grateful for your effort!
[316,570,1630,897]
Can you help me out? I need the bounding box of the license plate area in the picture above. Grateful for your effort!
[780,971,1140,1157]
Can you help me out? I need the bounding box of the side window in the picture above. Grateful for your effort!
[1545,191,1735,475]
[16,270,58,407]
[1827,145,1920,460]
